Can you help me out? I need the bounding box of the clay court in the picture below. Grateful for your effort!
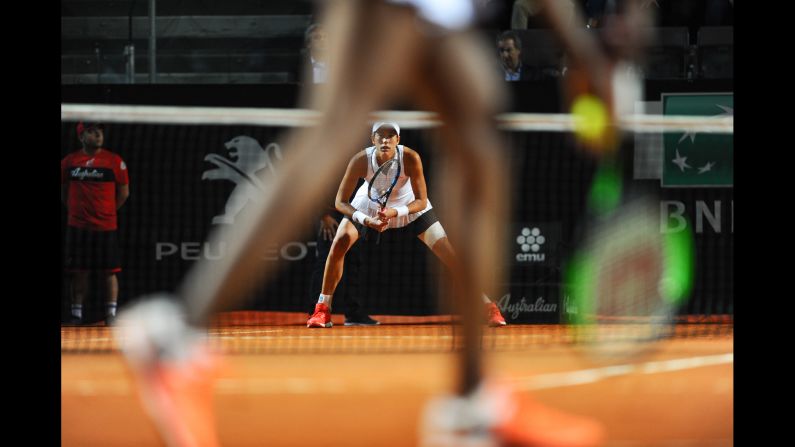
[62,317,733,446]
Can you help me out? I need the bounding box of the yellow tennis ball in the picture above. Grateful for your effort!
[571,94,609,145]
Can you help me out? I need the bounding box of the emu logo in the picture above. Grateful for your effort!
[202,136,283,225]
[515,227,546,263]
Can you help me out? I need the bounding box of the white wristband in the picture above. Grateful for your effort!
[395,206,409,218]
[352,211,368,225]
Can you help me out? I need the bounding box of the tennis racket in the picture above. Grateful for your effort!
[365,157,401,244]
[563,152,695,364]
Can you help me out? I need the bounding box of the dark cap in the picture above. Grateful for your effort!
[76,121,104,137]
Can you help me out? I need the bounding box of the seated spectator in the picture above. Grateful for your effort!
[301,23,328,84]
[497,30,529,81]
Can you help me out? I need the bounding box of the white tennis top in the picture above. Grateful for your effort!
[387,0,476,30]
[350,145,432,229]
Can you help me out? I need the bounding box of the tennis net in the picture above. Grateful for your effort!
[61,102,733,353]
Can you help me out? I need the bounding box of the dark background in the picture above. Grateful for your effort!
[61,80,733,324]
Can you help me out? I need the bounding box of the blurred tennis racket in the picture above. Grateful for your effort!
[365,156,401,244]
[563,149,695,363]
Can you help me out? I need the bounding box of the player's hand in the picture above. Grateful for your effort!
[377,208,397,221]
[366,217,389,233]
[318,214,339,241]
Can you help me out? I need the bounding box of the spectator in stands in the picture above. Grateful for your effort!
[302,23,328,84]
[62,122,130,325]
[497,30,530,81]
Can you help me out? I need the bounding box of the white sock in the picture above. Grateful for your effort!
[106,302,117,317]
[71,304,83,319]
[318,294,332,306]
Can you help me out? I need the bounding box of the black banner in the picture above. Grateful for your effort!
[61,82,733,323]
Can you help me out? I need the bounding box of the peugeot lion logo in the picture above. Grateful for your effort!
[202,136,283,224]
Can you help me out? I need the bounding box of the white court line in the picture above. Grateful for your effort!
[212,353,733,395]
[516,353,733,391]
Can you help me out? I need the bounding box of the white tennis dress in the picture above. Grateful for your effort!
[387,0,476,30]
[350,145,432,229]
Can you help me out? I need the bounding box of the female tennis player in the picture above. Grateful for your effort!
[307,121,507,328]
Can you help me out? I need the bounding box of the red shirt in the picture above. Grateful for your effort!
[61,149,129,231]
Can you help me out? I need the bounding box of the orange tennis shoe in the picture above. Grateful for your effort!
[485,302,507,327]
[115,296,222,447]
[419,379,605,447]
[307,303,333,328]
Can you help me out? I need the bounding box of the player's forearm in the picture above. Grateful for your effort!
[405,198,427,215]
[336,201,359,220]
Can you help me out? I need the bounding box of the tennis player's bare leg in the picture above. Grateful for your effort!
[116,5,430,446]
[407,30,509,396]
[178,2,427,327]
[319,220,361,308]
[414,30,605,447]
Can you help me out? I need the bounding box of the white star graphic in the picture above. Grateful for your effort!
[698,162,715,174]
[678,103,734,145]
[715,104,733,116]
[672,150,691,172]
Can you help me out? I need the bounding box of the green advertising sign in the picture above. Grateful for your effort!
[662,93,733,187]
